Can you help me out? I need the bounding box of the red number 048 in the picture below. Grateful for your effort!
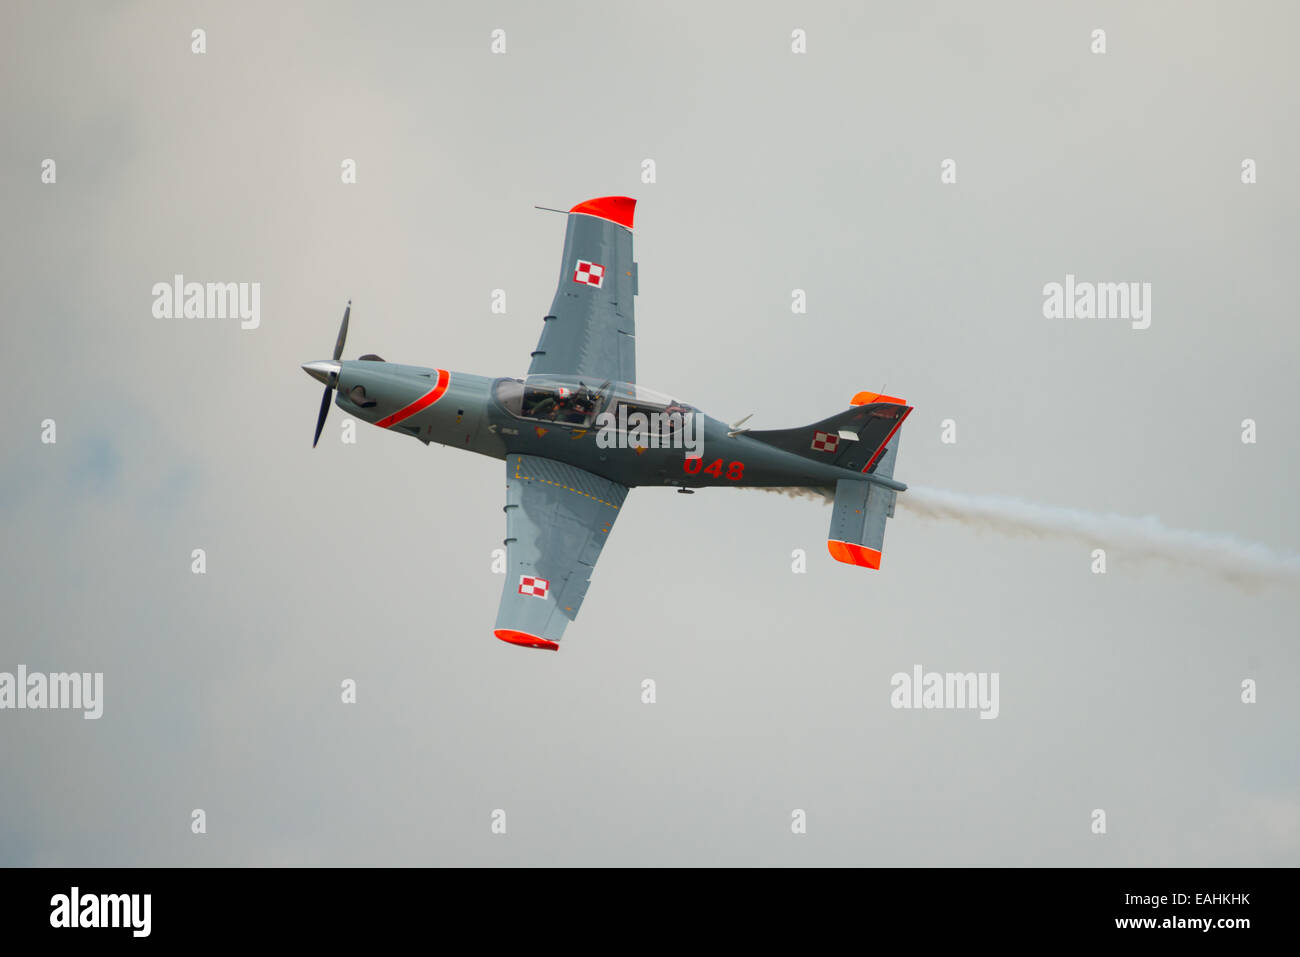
[684,457,744,481]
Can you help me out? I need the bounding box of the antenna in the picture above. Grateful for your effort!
[534,205,569,215]
[727,413,754,438]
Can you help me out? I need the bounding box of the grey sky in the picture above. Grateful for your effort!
[1,0,1297,865]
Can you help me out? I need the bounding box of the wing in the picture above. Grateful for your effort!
[528,196,638,385]
[493,454,629,650]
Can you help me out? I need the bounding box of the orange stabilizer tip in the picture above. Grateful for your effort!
[494,629,560,651]
[827,540,883,569]
[568,196,636,229]
[850,391,906,406]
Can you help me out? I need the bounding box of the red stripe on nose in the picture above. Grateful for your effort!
[374,369,451,429]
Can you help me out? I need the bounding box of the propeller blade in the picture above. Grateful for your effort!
[332,300,351,361]
[312,385,332,447]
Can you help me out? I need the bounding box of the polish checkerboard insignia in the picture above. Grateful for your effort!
[518,575,550,599]
[811,431,839,452]
[573,260,605,287]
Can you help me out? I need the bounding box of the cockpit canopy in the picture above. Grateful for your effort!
[494,375,694,432]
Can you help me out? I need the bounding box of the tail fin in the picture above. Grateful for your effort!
[747,390,911,569]
[746,391,912,475]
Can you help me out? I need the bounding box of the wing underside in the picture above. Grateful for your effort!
[528,197,637,385]
[494,454,629,650]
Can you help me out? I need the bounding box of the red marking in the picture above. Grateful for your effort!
[535,426,549,438]
[683,457,744,480]
[862,406,912,473]
[518,575,550,598]
[827,540,882,569]
[374,370,451,429]
[573,260,606,287]
[494,629,560,652]
[568,196,636,229]
[851,391,907,406]
[811,430,839,452]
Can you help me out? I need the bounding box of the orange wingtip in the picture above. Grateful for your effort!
[827,540,882,569]
[851,391,906,406]
[494,629,560,651]
[568,196,636,229]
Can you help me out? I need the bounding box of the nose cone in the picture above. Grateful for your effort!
[302,360,341,386]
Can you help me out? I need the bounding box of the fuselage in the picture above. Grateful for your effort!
[322,358,874,490]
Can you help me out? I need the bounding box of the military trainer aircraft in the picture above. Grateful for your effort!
[303,196,912,651]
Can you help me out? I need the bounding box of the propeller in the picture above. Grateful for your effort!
[306,301,350,447]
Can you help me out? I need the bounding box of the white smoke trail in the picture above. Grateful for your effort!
[898,486,1300,588]
[743,484,1300,587]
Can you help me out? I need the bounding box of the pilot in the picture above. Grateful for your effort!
[566,394,594,425]
[529,394,559,419]
[546,387,583,419]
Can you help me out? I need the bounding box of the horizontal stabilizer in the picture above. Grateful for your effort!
[827,432,902,569]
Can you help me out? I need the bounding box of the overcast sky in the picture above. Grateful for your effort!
[2,0,1297,866]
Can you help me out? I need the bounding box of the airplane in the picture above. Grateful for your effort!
[303,196,913,651]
